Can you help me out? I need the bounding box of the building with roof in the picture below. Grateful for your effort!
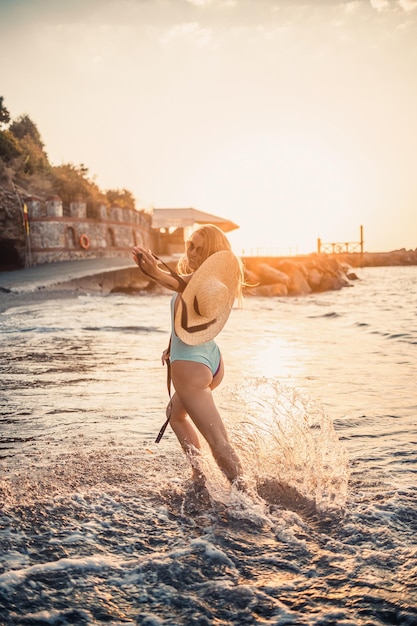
[152,208,239,255]
[0,186,239,269]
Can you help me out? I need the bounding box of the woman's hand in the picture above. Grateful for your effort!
[161,348,170,366]
[132,246,183,291]
[132,246,158,273]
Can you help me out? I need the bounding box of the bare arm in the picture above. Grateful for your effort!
[132,246,190,291]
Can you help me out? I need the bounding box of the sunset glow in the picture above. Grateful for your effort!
[1,0,417,254]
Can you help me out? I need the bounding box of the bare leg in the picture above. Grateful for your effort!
[170,360,243,483]
[168,392,205,484]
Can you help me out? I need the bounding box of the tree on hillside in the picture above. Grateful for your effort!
[0,130,22,163]
[50,163,105,217]
[0,97,17,177]
[0,100,141,213]
[9,114,45,148]
[105,188,136,210]
[5,114,50,175]
[0,96,11,127]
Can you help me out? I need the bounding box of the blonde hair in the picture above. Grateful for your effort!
[177,224,244,303]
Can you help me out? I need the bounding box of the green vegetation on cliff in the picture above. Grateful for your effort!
[0,96,140,217]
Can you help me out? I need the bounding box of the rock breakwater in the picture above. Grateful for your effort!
[242,255,355,297]
[62,255,355,298]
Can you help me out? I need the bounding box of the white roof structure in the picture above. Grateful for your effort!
[152,208,239,233]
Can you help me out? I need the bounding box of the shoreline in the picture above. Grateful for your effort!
[1,258,416,313]
[0,286,87,313]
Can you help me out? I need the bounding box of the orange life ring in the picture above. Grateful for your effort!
[79,234,90,249]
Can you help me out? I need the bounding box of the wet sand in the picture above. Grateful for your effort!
[0,285,83,313]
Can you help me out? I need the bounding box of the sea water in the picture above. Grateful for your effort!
[0,266,416,625]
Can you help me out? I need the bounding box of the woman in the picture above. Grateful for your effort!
[133,224,245,489]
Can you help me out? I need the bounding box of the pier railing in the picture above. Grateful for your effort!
[317,225,364,255]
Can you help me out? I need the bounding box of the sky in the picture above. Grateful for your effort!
[1,0,417,255]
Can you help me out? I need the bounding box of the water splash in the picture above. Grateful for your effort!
[219,378,350,514]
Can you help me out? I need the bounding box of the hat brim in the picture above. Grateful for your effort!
[174,250,240,346]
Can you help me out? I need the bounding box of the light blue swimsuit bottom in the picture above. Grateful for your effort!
[169,294,221,376]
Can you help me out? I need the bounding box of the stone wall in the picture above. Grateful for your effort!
[20,196,152,266]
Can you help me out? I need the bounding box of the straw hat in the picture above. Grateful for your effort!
[174,250,240,345]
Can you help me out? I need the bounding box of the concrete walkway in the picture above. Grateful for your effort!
[0,257,135,293]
